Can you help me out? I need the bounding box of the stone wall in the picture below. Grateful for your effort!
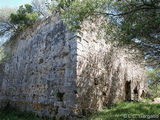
[0,16,147,119]
[75,18,146,116]
[0,16,78,119]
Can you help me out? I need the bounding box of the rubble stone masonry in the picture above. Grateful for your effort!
[0,16,147,119]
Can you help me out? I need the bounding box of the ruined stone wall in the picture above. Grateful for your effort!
[75,18,146,115]
[0,17,78,119]
[0,16,147,118]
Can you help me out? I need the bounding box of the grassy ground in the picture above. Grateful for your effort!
[87,102,160,120]
[0,102,160,120]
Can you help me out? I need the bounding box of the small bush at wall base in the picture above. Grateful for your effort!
[147,68,160,99]
[0,104,49,120]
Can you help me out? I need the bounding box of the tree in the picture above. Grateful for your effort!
[60,0,107,30]
[147,68,160,98]
[0,7,16,37]
[10,4,39,30]
[32,0,53,17]
[107,0,160,67]
[0,4,39,39]
[59,0,160,67]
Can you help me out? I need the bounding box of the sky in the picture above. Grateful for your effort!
[0,0,32,8]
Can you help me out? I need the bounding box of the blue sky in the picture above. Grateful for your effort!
[0,0,32,8]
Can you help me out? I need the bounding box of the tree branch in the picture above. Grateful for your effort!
[95,4,160,17]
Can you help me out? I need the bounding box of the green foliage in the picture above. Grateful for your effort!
[109,0,160,66]
[59,0,160,66]
[60,0,108,31]
[147,68,160,98]
[116,0,160,41]
[0,49,12,64]
[147,69,160,82]
[0,104,48,120]
[10,4,38,30]
[57,0,73,9]
[0,47,12,73]
[88,102,160,120]
[0,102,160,120]
[25,4,33,13]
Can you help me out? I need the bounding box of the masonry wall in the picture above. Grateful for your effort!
[0,16,147,119]
[0,17,78,119]
[75,18,146,115]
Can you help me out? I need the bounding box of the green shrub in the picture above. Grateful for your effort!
[10,4,38,30]
[0,103,45,120]
[147,68,160,98]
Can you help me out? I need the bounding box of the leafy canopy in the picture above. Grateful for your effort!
[10,4,38,29]
[113,0,160,66]
[56,0,160,67]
